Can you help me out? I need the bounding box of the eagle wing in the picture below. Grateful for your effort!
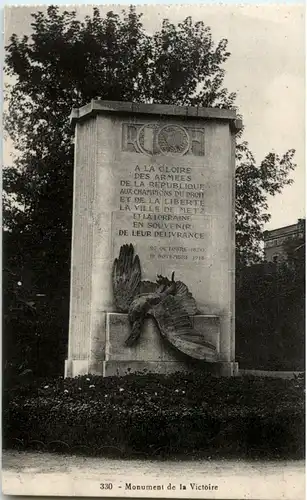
[148,295,217,361]
[174,281,198,316]
[112,244,142,312]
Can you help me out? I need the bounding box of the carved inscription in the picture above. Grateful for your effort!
[119,163,206,215]
[122,123,205,156]
[113,212,211,264]
[114,158,212,264]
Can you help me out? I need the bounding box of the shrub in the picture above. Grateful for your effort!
[236,261,305,371]
[3,372,305,459]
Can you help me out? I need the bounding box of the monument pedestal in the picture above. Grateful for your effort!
[66,100,242,378]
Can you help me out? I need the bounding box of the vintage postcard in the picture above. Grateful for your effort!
[2,3,305,499]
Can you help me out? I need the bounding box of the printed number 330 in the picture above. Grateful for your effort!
[100,483,113,490]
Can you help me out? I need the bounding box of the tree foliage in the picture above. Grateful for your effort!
[3,6,297,375]
[235,143,296,264]
[4,6,296,260]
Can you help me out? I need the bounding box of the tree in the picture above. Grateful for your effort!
[3,6,296,374]
[3,230,68,381]
[235,143,296,265]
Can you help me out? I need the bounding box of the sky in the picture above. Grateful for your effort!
[3,4,305,230]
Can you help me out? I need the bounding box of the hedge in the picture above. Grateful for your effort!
[3,372,305,459]
[236,261,305,371]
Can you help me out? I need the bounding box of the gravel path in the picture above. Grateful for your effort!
[2,450,305,499]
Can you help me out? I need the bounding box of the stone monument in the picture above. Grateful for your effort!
[65,100,242,378]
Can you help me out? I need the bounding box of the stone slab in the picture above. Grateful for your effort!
[106,313,176,362]
[106,313,220,363]
[239,369,304,379]
[70,99,243,132]
[193,315,220,350]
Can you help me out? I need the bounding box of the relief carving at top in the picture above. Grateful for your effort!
[122,122,205,157]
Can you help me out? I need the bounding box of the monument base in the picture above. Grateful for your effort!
[65,359,103,378]
[65,313,238,377]
[217,362,239,377]
[65,359,239,378]
[102,360,239,377]
[103,360,199,377]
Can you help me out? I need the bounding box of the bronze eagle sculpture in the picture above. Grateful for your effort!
[112,244,217,361]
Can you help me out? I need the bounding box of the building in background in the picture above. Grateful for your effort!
[263,218,305,263]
